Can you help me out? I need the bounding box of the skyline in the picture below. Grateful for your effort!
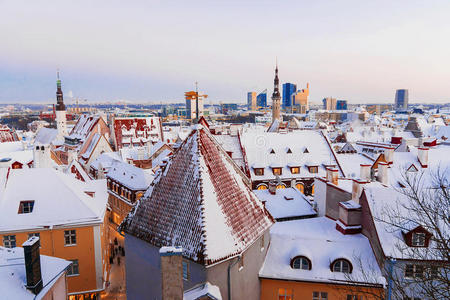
[1,1,450,104]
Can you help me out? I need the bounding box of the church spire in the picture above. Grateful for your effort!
[272,61,280,98]
[56,70,65,111]
[271,61,281,122]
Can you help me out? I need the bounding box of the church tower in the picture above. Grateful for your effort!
[271,63,281,122]
[55,71,68,139]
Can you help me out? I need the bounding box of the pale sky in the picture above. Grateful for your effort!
[0,0,449,104]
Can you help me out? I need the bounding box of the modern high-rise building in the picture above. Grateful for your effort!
[336,100,348,110]
[247,92,257,111]
[292,83,310,114]
[395,89,409,111]
[185,91,207,120]
[323,97,337,111]
[282,83,297,108]
[257,90,267,108]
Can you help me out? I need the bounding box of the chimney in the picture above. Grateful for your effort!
[351,179,367,204]
[384,147,394,165]
[377,162,389,185]
[360,164,371,181]
[418,147,429,168]
[159,246,183,300]
[268,181,277,195]
[326,168,338,186]
[23,237,43,295]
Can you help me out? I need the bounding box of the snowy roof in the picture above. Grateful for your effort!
[336,153,374,178]
[184,282,222,300]
[259,217,385,286]
[254,188,316,220]
[90,152,122,171]
[240,129,341,181]
[212,135,245,169]
[0,246,71,300]
[123,127,274,265]
[106,160,154,190]
[0,168,107,232]
[34,128,58,145]
[68,114,102,140]
[363,183,445,260]
[113,116,163,149]
[80,133,101,160]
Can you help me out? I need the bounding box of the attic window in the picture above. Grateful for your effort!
[286,148,292,154]
[254,168,264,176]
[291,256,311,270]
[331,259,352,273]
[84,191,95,198]
[308,166,318,174]
[290,167,300,174]
[272,167,282,176]
[303,148,309,153]
[269,149,275,154]
[411,233,426,247]
[18,201,35,214]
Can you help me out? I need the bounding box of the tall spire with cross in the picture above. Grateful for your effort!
[56,70,65,111]
[55,69,68,139]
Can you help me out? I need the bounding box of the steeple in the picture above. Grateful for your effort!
[56,70,65,111]
[271,62,281,122]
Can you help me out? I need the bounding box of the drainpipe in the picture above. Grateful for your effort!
[387,257,397,300]
[227,255,241,300]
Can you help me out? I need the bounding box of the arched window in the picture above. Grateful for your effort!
[276,184,286,189]
[296,183,304,194]
[331,259,352,273]
[291,256,311,270]
[256,184,268,190]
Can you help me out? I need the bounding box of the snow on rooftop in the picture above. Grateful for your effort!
[34,128,58,145]
[254,188,316,220]
[107,160,154,190]
[260,217,385,286]
[0,246,71,300]
[184,282,222,300]
[0,168,107,232]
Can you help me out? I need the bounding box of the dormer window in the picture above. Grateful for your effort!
[331,259,352,273]
[303,148,309,153]
[269,149,275,154]
[286,148,292,154]
[290,167,300,174]
[412,233,426,247]
[291,256,311,270]
[254,168,264,176]
[18,201,35,214]
[308,166,318,174]
[272,168,282,176]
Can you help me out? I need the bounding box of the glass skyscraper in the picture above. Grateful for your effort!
[282,83,297,108]
[336,100,348,110]
[395,89,409,111]
[257,90,267,108]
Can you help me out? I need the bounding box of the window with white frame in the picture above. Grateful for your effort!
[411,232,426,247]
[67,259,79,276]
[291,256,311,270]
[3,235,16,248]
[313,291,328,300]
[18,200,35,214]
[405,264,424,278]
[332,259,352,273]
[64,230,76,246]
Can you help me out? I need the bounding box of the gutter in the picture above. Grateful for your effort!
[227,255,241,300]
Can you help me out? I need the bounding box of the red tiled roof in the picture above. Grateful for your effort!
[123,126,273,265]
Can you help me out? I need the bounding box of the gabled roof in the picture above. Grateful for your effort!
[123,126,274,265]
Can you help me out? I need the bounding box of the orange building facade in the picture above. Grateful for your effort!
[261,278,384,300]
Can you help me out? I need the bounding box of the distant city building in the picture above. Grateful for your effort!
[247,92,257,111]
[323,97,337,110]
[292,83,310,114]
[336,100,348,110]
[282,83,297,108]
[395,89,409,111]
[185,91,207,120]
[221,103,238,115]
[257,90,268,108]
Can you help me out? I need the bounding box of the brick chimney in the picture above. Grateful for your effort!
[268,181,277,195]
[326,168,338,186]
[23,236,43,295]
[336,200,362,235]
[351,179,367,204]
[377,162,389,185]
[360,164,371,181]
[160,246,183,300]
[384,147,394,165]
[418,147,429,168]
